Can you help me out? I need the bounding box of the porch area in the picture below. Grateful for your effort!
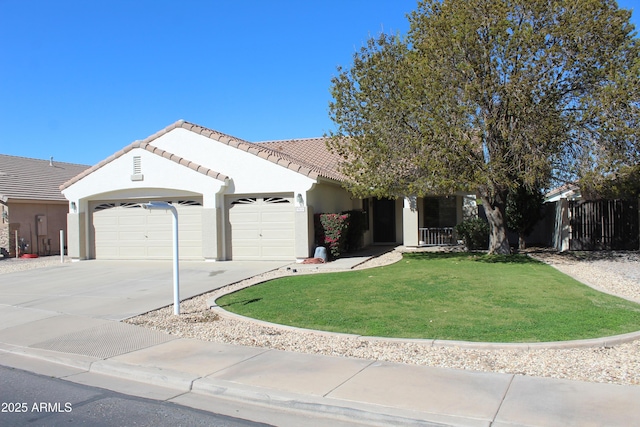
[402,194,477,247]
[419,227,456,246]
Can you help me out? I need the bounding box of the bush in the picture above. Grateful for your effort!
[315,213,350,259]
[341,209,366,252]
[455,218,489,250]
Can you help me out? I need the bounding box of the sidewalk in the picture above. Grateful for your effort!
[1,252,639,426]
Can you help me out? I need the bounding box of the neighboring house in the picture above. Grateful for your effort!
[60,120,476,261]
[0,154,90,257]
[545,183,581,203]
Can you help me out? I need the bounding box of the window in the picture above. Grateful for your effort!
[423,197,457,228]
[94,203,116,211]
[264,197,290,204]
[231,198,257,205]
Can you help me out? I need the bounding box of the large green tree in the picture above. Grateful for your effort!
[328,0,640,254]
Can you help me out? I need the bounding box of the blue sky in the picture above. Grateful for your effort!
[1,1,637,166]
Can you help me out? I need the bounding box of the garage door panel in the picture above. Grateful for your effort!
[95,216,118,226]
[146,247,172,258]
[179,230,202,241]
[263,246,295,255]
[228,195,295,261]
[261,229,294,239]
[117,233,149,243]
[146,215,171,225]
[230,212,260,223]
[93,199,203,260]
[261,212,294,223]
[118,216,147,226]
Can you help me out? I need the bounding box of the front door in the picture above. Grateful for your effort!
[372,198,396,243]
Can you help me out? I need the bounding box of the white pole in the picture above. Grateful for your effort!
[60,230,64,263]
[15,230,18,259]
[169,205,180,315]
[142,202,180,315]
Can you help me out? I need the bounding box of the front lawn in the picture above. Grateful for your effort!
[216,253,640,342]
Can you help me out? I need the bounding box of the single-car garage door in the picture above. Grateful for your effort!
[92,199,203,260]
[227,195,295,260]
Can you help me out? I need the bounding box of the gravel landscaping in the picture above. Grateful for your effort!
[3,252,638,386]
[125,249,640,386]
[0,255,71,273]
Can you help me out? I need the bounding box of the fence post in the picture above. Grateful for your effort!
[559,199,570,252]
[60,230,64,263]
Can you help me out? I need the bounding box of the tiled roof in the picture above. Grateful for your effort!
[168,121,335,180]
[60,138,229,190]
[0,154,90,203]
[256,137,345,181]
[61,120,344,190]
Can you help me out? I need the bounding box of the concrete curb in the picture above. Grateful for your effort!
[88,360,199,391]
[190,377,459,427]
[1,343,463,427]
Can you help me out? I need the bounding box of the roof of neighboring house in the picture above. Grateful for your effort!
[545,183,581,202]
[61,120,345,190]
[0,154,90,203]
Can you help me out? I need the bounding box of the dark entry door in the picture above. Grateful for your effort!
[373,198,396,243]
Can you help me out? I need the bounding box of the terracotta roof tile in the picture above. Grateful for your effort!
[256,137,345,181]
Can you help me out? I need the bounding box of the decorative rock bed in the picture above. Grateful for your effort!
[125,249,640,386]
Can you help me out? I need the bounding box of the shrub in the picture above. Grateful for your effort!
[341,209,366,252]
[315,213,350,258]
[455,218,489,250]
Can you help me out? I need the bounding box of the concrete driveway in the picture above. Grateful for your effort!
[0,260,288,321]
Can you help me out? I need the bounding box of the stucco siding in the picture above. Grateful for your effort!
[62,148,223,206]
[7,201,69,256]
[149,128,316,195]
[306,182,355,214]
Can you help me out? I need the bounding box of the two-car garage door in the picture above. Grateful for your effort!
[92,200,203,260]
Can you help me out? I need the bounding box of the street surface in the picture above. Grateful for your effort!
[0,364,271,427]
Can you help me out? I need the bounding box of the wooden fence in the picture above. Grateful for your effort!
[569,199,639,250]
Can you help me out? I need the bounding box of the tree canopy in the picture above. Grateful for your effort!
[328,0,640,254]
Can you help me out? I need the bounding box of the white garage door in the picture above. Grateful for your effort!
[228,195,295,260]
[92,200,203,260]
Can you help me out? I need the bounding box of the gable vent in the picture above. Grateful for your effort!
[131,156,144,181]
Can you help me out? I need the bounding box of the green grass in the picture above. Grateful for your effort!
[216,253,640,342]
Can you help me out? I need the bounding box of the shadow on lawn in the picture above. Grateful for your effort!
[404,252,542,264]
[218,298,262,308]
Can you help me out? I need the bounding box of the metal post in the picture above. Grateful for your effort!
[60,230,64,263]
[142,202,180,315]
[170,205,179,315]
[15,230,18,259]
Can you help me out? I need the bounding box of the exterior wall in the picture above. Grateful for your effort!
[150,129,316,196]
[62,148,223,207]
[0,202,9,256]
[306,181,355,214]
[403,197,419,247]
[5,200,69,256]
[306,182,364,254]
[62,148,227,260]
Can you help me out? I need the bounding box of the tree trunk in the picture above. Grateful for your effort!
[518,233,526,251]
[479,191,511,255]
